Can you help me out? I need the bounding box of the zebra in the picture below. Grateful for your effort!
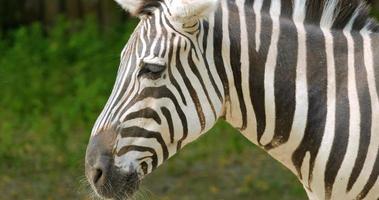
[84,0,379,199]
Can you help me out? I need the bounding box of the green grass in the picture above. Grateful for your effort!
[3,10,379,198]
[0,17,137,199]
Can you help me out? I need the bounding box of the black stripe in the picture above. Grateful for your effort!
[332,1,361,30]
[248,0,272,144]
[117,84,187,151]
[134,86,188,151]
[147,16,157,50]
[161,1,171,16]
[154,35,163,56]
[159,12,168,57]
[261,0,271,13]
[151,12,163,56]
[187,45,217,120]
[347,32,372,192]
[124,108,162,125]
[202,20,209,56]
[142,22,150,49]
[134,28,144,56]
[304,0,323,26]
[161,107,174,144]
[121,126,169,161]
[163,15,216,120]
[265,11,297,150]
[167,32,187,105]
[280,0,293,19]
[227,0,247,130]
[355,33,379,200]
[202,20,223,103]
[111,36,139,122]
[357,149,379,199]
[292,25,328,186]
[213,4,229,117]
[117,145,158,170]
[324,30,350,199]
[174,38,206,131]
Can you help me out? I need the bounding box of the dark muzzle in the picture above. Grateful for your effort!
[85,131,139,199]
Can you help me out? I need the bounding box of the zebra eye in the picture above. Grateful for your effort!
[138,63,166,79]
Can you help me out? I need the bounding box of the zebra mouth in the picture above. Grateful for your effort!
[87,163,140,200]
[85,131,141,200]
[88,165,140,200]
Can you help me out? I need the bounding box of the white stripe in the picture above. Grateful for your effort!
[236,0,258,138]
[120,118,160,131]
[148,15,162,56]
[260,0,281,145]
[364,178,379,200]
[164,36,201,147]
[112,53,143,123]
[220,0,243,127]
[311,27,336,199]
[346,31,379,198]
[198,21,205,54]
[179,40,215,129]
[331,30,361,199]
[97,25,146,133]
[115,136,164,167]
[320,0,339,29]
[93,40,137,135]
[293,0,307,23]
[301,152,312,190]
[206,13,225,104]
[344,4,362,32]
[146,18,151,42]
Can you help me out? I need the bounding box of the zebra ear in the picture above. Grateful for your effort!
[169,0,219,23]
[114,0,161,16]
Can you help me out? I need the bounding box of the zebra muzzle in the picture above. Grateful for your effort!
[85,131,140,199]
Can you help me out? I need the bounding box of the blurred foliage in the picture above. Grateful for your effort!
[0,16,138,199]
[1,6,379,200]
[0,0,125,33]
[0,16,137,164]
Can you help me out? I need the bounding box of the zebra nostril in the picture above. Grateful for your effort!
[93,168,103,185]
[90,156,111,187]
[85,130,117,188]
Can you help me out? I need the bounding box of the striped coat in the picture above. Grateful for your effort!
[85,0,379,199]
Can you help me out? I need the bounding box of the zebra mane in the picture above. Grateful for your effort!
[122,0,379,32]
[302,0,379,32]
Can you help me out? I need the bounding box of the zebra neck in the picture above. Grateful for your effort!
[209,0,292,145]
[208,0,379,183]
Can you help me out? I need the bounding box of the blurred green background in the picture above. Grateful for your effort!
[1,1,379,199]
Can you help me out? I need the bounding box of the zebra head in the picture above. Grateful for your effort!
[85,0,222,199]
